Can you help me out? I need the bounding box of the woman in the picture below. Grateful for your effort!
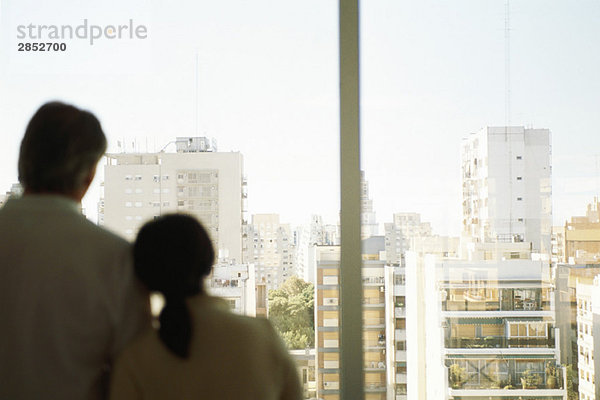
[109,214,302,400]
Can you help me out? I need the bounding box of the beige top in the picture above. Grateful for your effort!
[0,195,150,400]
[109,295,303,400]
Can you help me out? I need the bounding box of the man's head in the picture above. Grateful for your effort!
[18,102,107,200]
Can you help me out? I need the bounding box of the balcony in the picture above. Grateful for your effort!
[364,317,385,328]
[395,329,406,341]
[396,373,407,384]
[396,350,407,361]
[394,286,406,296]
[445,336,555,349]
[362,276,385,286]
[448,363,564,391]
[365,361,386,371]
[364,382,386,392]
[363,297,385,307]
[395,307,406,318]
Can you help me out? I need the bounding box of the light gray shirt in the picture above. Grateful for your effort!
[109,295,302,400]
[0,195,149,400]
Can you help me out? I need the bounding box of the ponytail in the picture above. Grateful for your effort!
[133,214,215,360]
[158,294,193,359]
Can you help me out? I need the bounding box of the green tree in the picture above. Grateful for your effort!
[268,276,314,349]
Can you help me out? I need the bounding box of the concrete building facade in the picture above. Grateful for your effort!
[244,213,296,292]
[461,127,552,256]
[423,259,566,399]
[206,261,256,316]
[562,197,600,265]
[314,243,390,400]
[575,276,600,400]
[100,137,246,262]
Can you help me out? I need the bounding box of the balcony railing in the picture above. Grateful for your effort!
[364,382,386,392]
[362,277,385,285]
[364,317,385,327]
[363,297,385,306]
[448,366,564,390]
[445,336,555,349]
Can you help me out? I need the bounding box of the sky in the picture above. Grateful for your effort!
[1,0,599,236]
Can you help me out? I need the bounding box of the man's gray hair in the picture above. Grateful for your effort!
[18,102,107,194]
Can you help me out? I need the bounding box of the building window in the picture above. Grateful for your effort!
[125,202,132,207]
[516,155,522,160]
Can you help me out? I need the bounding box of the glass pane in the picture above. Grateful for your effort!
[0,2,337,399]
[361,0,596,398]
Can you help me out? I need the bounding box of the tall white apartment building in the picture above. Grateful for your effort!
[245,214,296,291]
[575,276,600,400]
[461,127,552,256]
[100,137,246,262]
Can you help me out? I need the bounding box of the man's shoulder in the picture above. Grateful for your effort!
[78,217,130,249]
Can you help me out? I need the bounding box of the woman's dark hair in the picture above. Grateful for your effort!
[134,214,215,358]
[18,101,107,194]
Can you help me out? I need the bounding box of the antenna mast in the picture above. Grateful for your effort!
[505,0,514,237]
[195,52,199,136]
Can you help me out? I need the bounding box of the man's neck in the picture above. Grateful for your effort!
[23,190,82,203]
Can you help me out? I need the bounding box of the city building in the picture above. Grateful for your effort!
[551,226,566,264]
[384,262,408,400]
[100,137,246,262]
[0,183,22,208]
[314,238,391,400]
[555,264,600,397]
[361,171,378,240]
[296,215,340,284]
[289,349,317,399]
[384,213,431,264]
[461,126,552,256]
[206,261,256,316]
[314,245,342,399]
[575,276,600,400]
[384,212,459,264]
[244,213,296,292]
[561,197,600,265]
[423,258,566,399]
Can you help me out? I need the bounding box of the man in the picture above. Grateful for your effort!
[0,102,149,399]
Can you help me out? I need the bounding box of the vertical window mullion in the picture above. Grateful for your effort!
[339,0,364,399]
